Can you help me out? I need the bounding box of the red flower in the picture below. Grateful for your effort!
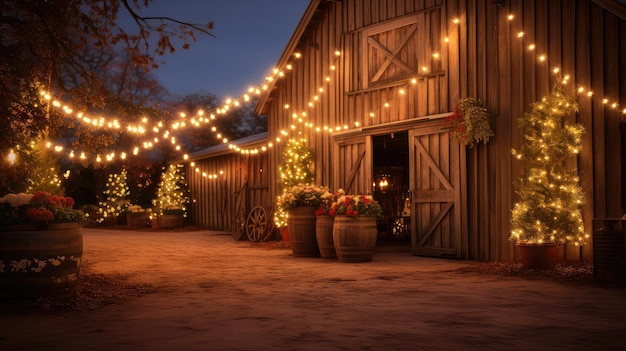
[24,207,54,224]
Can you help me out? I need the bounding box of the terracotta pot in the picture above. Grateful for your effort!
[517,243,561,270]
[279,226,290,243]
[333,216,377,263]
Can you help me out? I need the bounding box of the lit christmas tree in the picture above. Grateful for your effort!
[510,82,588,246]
[26,139,65,195]
[275,134,314,227]
[278,136,314,188]
[153,164,190,216]
[98,169,130,221]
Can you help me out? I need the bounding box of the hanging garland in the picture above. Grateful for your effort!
[445,98,494,147]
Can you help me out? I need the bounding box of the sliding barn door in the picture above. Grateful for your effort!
[333,136,372,195]
[409,124,465,258]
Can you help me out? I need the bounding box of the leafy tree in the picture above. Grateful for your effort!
[168,92,268,152]
[0,0,214,192]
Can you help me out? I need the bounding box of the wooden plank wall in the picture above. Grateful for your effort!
[256,0,624,263]
[186,151,270,231]
[461,0,626,261]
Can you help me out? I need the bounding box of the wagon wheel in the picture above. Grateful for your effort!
[262,204,276,242]
[246,205,267,242]
[231,212,246,240]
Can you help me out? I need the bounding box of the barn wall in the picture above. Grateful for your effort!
[191,0,624,263]
[470,0,626,261]
[186,150,270,231]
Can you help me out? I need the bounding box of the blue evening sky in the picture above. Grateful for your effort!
[134,0,309,100]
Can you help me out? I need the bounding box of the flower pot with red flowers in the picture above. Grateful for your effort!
[330,190,384,263]
[0,191,85,299]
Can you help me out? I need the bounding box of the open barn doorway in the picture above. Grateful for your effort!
[373,132,411,250]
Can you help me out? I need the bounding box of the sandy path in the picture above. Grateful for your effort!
[1,228,625,350]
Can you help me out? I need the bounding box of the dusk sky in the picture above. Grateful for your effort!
[134,0,309,100]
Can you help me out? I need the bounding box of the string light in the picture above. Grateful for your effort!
[13,9,625,184]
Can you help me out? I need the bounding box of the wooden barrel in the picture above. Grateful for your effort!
[0,222,83,299]
[287,207,319,257]
[315,215,336,258]
[593,227,626,279]
[333,216,377,263]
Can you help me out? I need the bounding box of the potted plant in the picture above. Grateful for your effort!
[126,205,150,228]
[315,189,338,258]
[509,83,589,269]
[278,184,327,257]
[0,191,85,299]
[97,169,130,226]
[153,164,190,229]
[330,190,384,262]
[445,97,494,147]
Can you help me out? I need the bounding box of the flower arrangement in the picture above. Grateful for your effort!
[315,189,338,216]
[278,184,328,211]
[445,98,494,147]
[127,204,149,213]
[0,191,85,226]
[329,190,384,218]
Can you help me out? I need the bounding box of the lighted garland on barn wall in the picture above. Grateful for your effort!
[7,11,625,182]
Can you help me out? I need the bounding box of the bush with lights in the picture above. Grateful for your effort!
[274,135,315,228]
[153,163,190,217]
[510,82,588,246]
[97,169,130,223]
[26,138,65,196]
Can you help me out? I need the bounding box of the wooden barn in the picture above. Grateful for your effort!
[186,0,626,263]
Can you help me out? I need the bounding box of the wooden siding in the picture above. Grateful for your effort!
[190,0,625,264]
[186,150,270,232]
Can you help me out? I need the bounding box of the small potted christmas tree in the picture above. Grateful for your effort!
[98,169,130,225]
[153,164,190,229]
[509,82,589,269]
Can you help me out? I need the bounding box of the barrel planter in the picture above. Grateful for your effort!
[0,222,83,299]
[159,214,185,229]
[333,216,377,263]
[593,224,626,279]
[316,215,336,258]
[287,207,319,257]
[516,243,561,270]
[127,212,150,228]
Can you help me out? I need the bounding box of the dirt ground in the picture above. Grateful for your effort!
[1,227,625,351]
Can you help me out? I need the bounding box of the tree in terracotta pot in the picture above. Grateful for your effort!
[509,81,589,269]
[153,164,190,229]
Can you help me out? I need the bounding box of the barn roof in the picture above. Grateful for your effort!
[184,132,269,161]
[254,0,626,115]
[254,0,324,115]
